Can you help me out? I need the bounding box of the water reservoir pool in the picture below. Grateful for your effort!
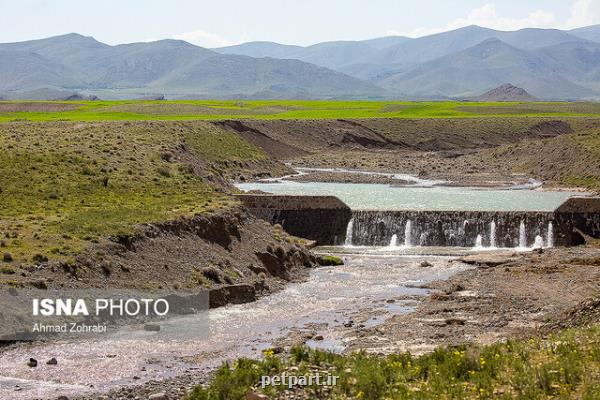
[235,181,581,211]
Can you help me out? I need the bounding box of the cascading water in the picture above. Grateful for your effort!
[490,220,497,248]
[389,234,398,248]
[533,235,544,249]
[519,220,527,248]
[343,211,558,248]
[344,219,354,247]
[547,222,554,248]
[404,220,413,247]
[474,234,483,249]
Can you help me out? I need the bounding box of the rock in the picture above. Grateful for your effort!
[459,254,516,267]
[144,324,161,332]
[420,261,433,268]
[46,357,58,365]
[3,252,13,262]
[27,358,37,368]
[209,284,256,308]
[445,318,466,326]
[313,335,324,341]
[57,397,69,400]
[148,392,168,400]
[246,393,269,400]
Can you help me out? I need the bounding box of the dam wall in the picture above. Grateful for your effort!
[348,210,558,247]
[555,197,600,245]
[235,194,352,245]
[238,194,600,248]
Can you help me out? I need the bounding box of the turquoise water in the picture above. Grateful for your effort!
[235,181,581,211]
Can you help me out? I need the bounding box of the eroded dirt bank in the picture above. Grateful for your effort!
[218,118,600,191]
[6,208,317,296]
[339,247,600,355]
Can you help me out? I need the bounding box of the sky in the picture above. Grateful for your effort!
[0,0,598,48]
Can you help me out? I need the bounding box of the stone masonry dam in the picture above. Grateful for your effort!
[236,195,600,248]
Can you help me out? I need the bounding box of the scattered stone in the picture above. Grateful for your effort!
[445,318,466,326]
[27,358,37,368]
[144,323,161,332]
[31,279,48,289]
[3,252,13,262]
[313,335,324,341]
[420,261,433,268]
[148,392,168,400]
[246,392,269,400]
[46,357,58,365]
[459,254,516,267]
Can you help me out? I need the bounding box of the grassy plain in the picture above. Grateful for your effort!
[0,121,267,267]
[2,100,600,122]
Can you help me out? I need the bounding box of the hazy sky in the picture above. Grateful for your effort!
[0,0,598,47]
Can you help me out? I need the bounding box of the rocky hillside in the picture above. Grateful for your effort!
[473,83,537,101]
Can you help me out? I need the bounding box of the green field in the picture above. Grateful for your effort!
[0,121,270,268]
[3,100,600,121]
[188,323,600,400]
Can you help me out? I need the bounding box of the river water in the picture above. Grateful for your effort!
[236,180,579,211]
[0,254,472,399]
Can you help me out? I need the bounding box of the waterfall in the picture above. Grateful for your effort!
[490,220,497,248]
[533,235,544,249]
[404,220,413,247]
[344,219,354,246]
[519,220,527,248]
[344,210,556,248]
[389,234,398,248]
[547,222,554,248]
[474,234,483,249]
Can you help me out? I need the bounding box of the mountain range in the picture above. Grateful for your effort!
[1,24,600,100]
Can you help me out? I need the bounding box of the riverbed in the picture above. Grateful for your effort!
[0,253,472,399]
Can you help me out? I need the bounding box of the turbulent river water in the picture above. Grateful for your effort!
[0,254,472,399]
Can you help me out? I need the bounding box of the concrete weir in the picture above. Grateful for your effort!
[237,195,600,247]
[235,194,352,245]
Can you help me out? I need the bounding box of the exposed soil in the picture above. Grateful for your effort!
[7,208,317,294]
[215,118,584,160]
[0,102,82,113]
[289,150,535,187]
[341,247,600,355]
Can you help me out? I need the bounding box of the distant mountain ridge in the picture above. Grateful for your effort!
[1,24,600,100]
[0,34,386,99]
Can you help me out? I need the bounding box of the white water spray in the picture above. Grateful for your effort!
[404,220,413,247]
[474,234,483,249]
[547,222,554,248]
[519,220,527,248]
[490,220,497,248]
[344,219,354,247]
[389,234,398,248]
[533,235,544,249]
